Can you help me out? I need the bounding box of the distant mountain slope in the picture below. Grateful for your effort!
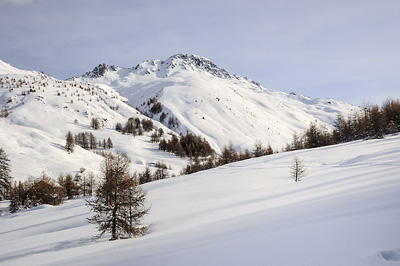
[74,54,359,152]
[0,59,35,75]
[0,60,187,180]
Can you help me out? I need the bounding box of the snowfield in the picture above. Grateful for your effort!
[1,135,399,266]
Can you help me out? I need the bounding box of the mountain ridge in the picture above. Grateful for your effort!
[79,54,261,86]
[0,59,35,76]
[73,54,358,152]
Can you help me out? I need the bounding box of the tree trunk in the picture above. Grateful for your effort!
[110,205,118,240]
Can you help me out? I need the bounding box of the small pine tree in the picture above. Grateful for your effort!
[65,131,75,153]
[139,166,153,184]
[91,118,100,130]
[253,140,266,157]
[150,132,159,143]
[106,138,113,149]
[89,133,97,150]
[115,122,123,132]
[59,173,81,199]
[142,119,154,131]
[290,156,307,182]
[0,109,9,118]
[0,148,12,200]
[86,171,96,196]
[9,181,26,213]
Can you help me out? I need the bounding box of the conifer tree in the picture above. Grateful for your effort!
[59,173,81,199]
[139,166,153,184]
[124,118,135,134]
[0,148,12,200]
[106,137,113,149]
[65,131,75,153]
[89,133,97,149]
[290,156,307,182]
[87,153,150,240]
[91,118,100,130]
[9,181,25,213]
[115,122,122,132]
[253,140,267,157]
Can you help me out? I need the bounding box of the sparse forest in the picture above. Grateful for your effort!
[158,132,214,158]
[180,140,274,175]
[9,172,66,213]
[116,117,154,136]
[8,168,96,213]
[285,98,400,152]
[70,132,114,151]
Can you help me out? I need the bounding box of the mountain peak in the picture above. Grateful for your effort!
[83,63,118,78]
[79,54,233,80]
[167,54,231,78]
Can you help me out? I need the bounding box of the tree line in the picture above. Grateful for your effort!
[158,132,214,158]
[181,140,274,175]
[285,98,400,151]
[135,162,171,185]
[8,169,96,213]
[65,131,113,153]
[115,117,154,135]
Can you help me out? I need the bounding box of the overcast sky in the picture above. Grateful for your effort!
[0,0,399,106]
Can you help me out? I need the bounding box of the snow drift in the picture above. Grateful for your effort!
[1,135,399,266]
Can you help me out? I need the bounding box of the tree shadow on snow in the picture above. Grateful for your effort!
[0,237,94,263]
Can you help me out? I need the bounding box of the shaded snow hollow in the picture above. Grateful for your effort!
[1,135,399,266]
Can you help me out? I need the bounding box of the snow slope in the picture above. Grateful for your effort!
[1,135,399,266]
[74,54,359,152]
[0,60,35,76]
[0,60,188,180]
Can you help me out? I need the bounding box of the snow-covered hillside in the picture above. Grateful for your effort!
[1,55,359,180]
[74,54,359,152]
[0,59,188,180]
[1,135,399,266]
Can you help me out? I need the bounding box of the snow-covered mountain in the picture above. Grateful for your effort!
[1,57,398,266]
[0,59,187,180]
[1,55,359,180]
[74,54,359,152]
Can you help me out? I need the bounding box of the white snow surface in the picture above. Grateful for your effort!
[74,54,359,153]
[1,135,399,266]
[0,59,35,76]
